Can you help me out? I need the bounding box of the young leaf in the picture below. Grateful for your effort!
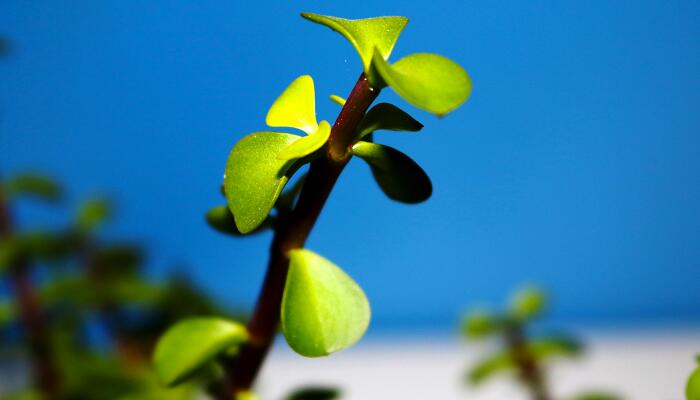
[688,362,700,400]
[224,132,299,233]
[75,197,112,233]
[4,173,62,202]
[301,13,407,80]
[372,49,471,116]
[278,120,331,161]
[356,102,423,141]
[329,94,346,106]
[351,141,432,204]
[286,386,341,400]
[510,286,547,321]
[281,248,370,357]
[467,351,515,384]
[205,205,272,236]
[529,336,582,361]
[462,309,498,340]
[153,317,248,386]
[236,391,260,400]
[266,75,318,135]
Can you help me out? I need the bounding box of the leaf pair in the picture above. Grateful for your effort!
[225,76,330,234]
[302,13,471,116]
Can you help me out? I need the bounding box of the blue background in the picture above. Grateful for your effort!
[1,1,699,331]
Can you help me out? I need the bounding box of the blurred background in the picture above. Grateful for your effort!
[1,1,698,399]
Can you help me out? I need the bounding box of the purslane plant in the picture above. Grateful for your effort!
[154,12,472,399]
[462,286,621,400]
[688,356,700,400]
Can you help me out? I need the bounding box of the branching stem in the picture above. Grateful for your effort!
[504,322,551,400]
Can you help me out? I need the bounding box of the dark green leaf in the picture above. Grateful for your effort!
[351,141,432,203]
[153,317,248,386]
[4,173,62,202]
[355,103,422,141]
[224,132,299,233]
[286,386,341,400]
[281,248,370,357]
[371,49,471,116]
[76,198,112,233]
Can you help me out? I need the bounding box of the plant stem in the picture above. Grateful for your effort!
[504,322,551,400]
[224,73,379,395]
[0,187,61,398]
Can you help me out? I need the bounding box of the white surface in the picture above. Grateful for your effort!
[258,330,699,400]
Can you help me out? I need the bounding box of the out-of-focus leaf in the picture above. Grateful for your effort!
[40,276,93,307]
[356,102,423,141]
[236,391,260,400]
[278,120,331,161]
[687,362,700,400]
[352,141,432,203]
[18,230,72,262]
[153,317,248,386]
[286,386,341,400]
[462,309,498,340]
[0,237,18,272]
[4,173,62,202]
[0,301,16,329]
[301,13,407,83]
[529,335,582,361]
[371,49,471,116]
[76,197,112,233]
[276,173,308,212]
[467,351,515,385]
[281,248,370,357]
[568,392,623,400]
[205,205,272,236]
[92,244,143,276]
[224,132,299,234]
[329,95,346,106]
[2,390,42,400]
[510,286,547,321]
[266,75,318,135]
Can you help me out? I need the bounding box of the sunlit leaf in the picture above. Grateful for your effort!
[205,205,272,236]
[224,132,299,234]
[688,363,700,400]
[4,173,62,202]
[356,102,422,141]
[301,12,407,82]
[286,386,341,400]
[278,121,331,161]
[467,351,514,384]
[281,248,370,357]
[329,95,346,106]
[266,75,318,135]
[529,335,582,361]
[510,286,547,321]
[236,391,260,400]
[153,317,248,386]
[76,197,112,233]
[351,141,432,203]
[462,309,498,340]
[372,49,471,116]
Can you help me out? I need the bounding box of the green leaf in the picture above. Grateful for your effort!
[4,173,62,202]
[276,173,308,212]
[688,364,700,400]
[278,120,331,161]
[205,205,272,236]
[286,386,341,400]
[356,102,423,141]
[467,351,515,385]
[351,141,432,204]
[224,132,300,233]
[329,95,346,106]
[153,317,248,386]
[371,49,471,116]
[281,248,370,357]
[568,392,623,400]
[266,75,318,135]
[529,336,582,361]
[236,392,260,400]
[510,286,547,320]
[462,309,498,340]
[301,13,407,80]
[0,301,16,329]
[76,198,112,233]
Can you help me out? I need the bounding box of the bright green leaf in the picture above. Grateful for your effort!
[235,391,260,400]
[76,198,112,233]
[266,75,318,135]
[224,132,300,234]
[329,95,346,106]
[510,286,547,320]
[205,205,272,236]
[687,364,700,400]
[4,173,62,202]
[462,309,498,340]
[286,386,341,400]
[281,248,370,357]
[529,336,582,361]
[372,49,471,116]
[278,120,331,161]
[351,141,432,203]
[356,102,423,141]
[301,13,407,80]
[468,351,515,385]
[153,317,248,386]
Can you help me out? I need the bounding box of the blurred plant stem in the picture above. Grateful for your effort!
[0,178,60,398]
[221,73,379,396]
[504,321,551,400]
